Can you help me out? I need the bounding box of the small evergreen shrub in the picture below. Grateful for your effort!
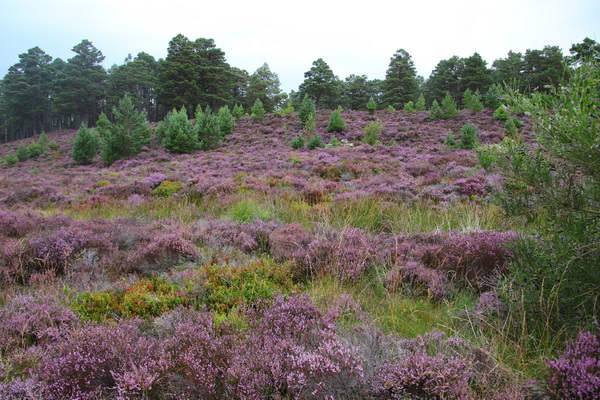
[366,97,377,114]
[386,105,395,111]
[403,101,415,113]
[161,107,199,154]
[484,84,502,110]
[38,131,48,152]
[48,139,58,150]
[444,131,457,148]
[4,151,18,166]
[415,93,426,111]
[291,135,304,149]
[459,122,479,149]
[303,113,316,138]
[503,116,518,137]
[306,134,325,150]
[280,100,295,115]
[462,89,483,113]
[16,143,28,162]
[428,100,443,121]
[494,104,510,120]
[362,119,384,145]
[72,123,99,164]
[196,106,222,151]
[152,180,184,197]
[27,141,42,159]
[441,92,459,119]
[251,98,266,120]
[299,95,316,128]
[326,109,346,132]
[232,103,244,120]
[217,106,234,135]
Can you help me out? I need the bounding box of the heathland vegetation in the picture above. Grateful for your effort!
[0,37,599,399]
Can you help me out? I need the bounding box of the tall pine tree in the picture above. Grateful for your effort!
[382,49,418,109]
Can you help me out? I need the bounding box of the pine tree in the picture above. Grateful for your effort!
[366,97,377,114]
[247,62,285,112]
[16,143,28,162]
[299,95,316,128]
[459,123,478,149]
[161,107,199,153]
[196,106,222,151]
[251,98,266,120]
[415,93,426,111]
[217,106,234,135]
[441,92,459,119]
[72,123,99,164]
[326,110,346,132]
[298,58,339,109]
[382,49,418,109]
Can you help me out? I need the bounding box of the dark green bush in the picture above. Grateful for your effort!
[72,123,99,164]
[326,110,346,132]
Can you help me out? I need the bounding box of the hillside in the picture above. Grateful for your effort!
[0,108,562,398]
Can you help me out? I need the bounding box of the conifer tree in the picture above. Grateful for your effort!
[251,98,266,120]
[415,93,426,111]
[326,110,346,132]
[161,107,199,153]
[217,106,234,135]
[382,49,418,109]
[196,106,222,151]
[299,95,316,128]
[72,123,99,164]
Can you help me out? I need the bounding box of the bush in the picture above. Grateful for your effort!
[298,94,316,128]
[4,151,18,166]
[16,143,28,162]
[362,119,384,145]
[196,106,222,151]
[366,97,377,114]
[547,329,600,400]
[72,123,99,164]
[462,89,484,113]
[160,107,199,154]
[217,106,234,135]
[484,84,502,110]
[415,93,426,111]
[459,122,479,149]
[428,99,443,120]
[152,180,183,197]
[494,104,510,120]
[27,140,42,159]
[441,91,459,119]
[290,134,304,149]
[38,131,48,152]
[503,116,518,137]
[251,98,266,120]
[444,131,457,148]
[232,103,244,120]
[306,133,325,150]
[403,101,415,112]
[326,109,346,132]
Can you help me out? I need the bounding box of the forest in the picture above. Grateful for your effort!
[1,34,597,144]
[0,35,599,399]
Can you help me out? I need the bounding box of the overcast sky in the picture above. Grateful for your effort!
[1,0,598,93]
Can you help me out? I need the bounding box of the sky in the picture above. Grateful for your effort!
[1,0,598,93]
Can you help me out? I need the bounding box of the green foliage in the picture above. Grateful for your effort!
[152,180,184,197]
[484,84,502,110]
[217,106,234,135]
[462,89,484,113]
[291,134,304,149]
[232,103,244,120]
[27,140,42,159]
[16,143,28,162]
[227,198,273,223]
[72,123,99,164]
[485,62,600,332]
[503,116,518,137]
[100,94,150,165]
[362,119,384,145]
[386,105,395,111]
[48,140,58,150]
[441,92,459,119]
[306,133,325,150]
[38,132,48,152]
[161,107,199,154]
[250,98,266,120]
[326,109,346,132]
[196,106,222,151]
[366,96,377,114]
[4,152,18,166]
[328,135,341,147]
[382,49,418,109]
[494,104,510,120]
[280,100,295,115]
[299,94,316,128]
[403,101,415,112]
[458,123,479,149]
[428,100,443,121]
[247,62,286,113]
[415,93,426,111]
[298,58,339,109]
[444,131,457,148]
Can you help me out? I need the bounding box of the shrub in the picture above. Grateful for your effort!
[152,180,183,197]
[428,99,443,121]
[27,140,42,159]
[16,143,28,162]
[71,123,99,164]
[326,109,346,132]
[38,131,48,152]
[306,133,325,150]
[463,89,484,113]
[232,103,244,120]
[362,119,384,145]
[251,98,266,120]
[48,139,58,150]
[160,107,199,154]
[441,91,459,119]
[269,223,313,264]
[459,122,479,149]
[494,104,510,120]
[444,131,457,148]
[484,84,502,110]
[290,134,304,149]
[415,93,426,111]
[217,106,234,135]
[547,329,600,400]
[280,100,295,115]
[404,101,415,112]
[196,106,222,151]
[366,96,377,114]
[299,94,316,128]
[503,116,518,137]
[4,151,18,166]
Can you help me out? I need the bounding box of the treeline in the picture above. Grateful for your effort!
[1,34,598,144]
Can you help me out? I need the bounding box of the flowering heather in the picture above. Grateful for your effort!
[547,329,600,399]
